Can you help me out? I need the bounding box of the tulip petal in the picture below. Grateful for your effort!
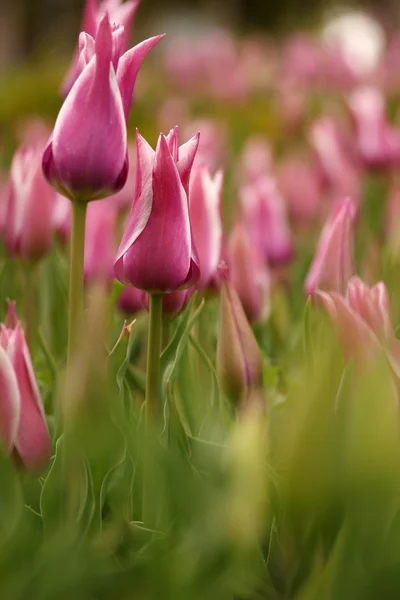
[177,132,200,195]
[117,34,165,120]
[8,326,51,468]
[0,345,20,452]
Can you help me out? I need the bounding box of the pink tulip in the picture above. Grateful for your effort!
[278,155,322,223]
[189,166,224,291]
[43,15,163,202]
[117,286,145,315]
[0,312,51,469]
[241,176,293,266]
[106,144,136,213]
[185,119,227,172]
[84,200,118,284]
[142,288,193,318]
[0,344,20,453]
[62,0,140,96]
[309,117,360,203]
[305,197,356,298]
[319,277,400,377]
[114,127,200,293]
[53,194,72,245]
[348,86,400,170]
[229,222,270,323]
[239,136,273,185]
[217,267,263,407]
[6,144,56,261]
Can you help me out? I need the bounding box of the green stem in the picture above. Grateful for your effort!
[67,202,87,365]
[145,293,163,421]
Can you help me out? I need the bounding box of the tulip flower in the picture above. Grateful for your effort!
[241,176,293,266]
[53,194,72,245]
[348,86,400,170]
[229,222,270,323]
[189,166,224,291]
[84,200,118,284]
[107,144,136,213]
[185,119,227,172]
[305,197,355,298]
[278,155,322,223]
[62,0,140,96]
[0,310,51,468]
[0,344,20,452]
[217,266,263,408]
[117,286,145,315]
[318,277,400,377]
[309,116,360,203]
[239,135,273,184]
[6,144,56,261]
[43,15,164,202]
[114,127,200,293]
[142,288,193,318]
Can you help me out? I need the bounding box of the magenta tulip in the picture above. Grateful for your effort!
[0,344,20,453]
[0,315,51,469]
[241,176,293,266]
[43,15,163,202]
[305,197,356,298]
[114,127,200,293]
[229,222,270,323]
[239,135,273,184]
[6,144,56,261]
[278,155,322,223]
[142,288,193,318]
[319,277,400,376]
[117,286,145,315]
[189,165,224,291]
[62,0,140,96]
[84,200,118,284]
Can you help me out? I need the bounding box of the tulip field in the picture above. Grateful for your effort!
[3,1,400,598]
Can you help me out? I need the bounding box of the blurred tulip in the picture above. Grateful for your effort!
[217,269,263,408]
[278,155,322,223]
[239,136,273,185]
[6,144,56,261]
[142,288,193,318]
[43,15,163,202]
[0,315,51,469]
[62,0,140,96]
[229,222,270,323]
[53,194,72,245]
[319,277,400,377]
[189,166,224,291]
[114,127,200,293]
[241,176,293,266]
[305,197,355,297]
[384,183,400,254]
[309,116,361,205]
[348,86,400,169]
[117,286,145,315]
[185,119,227,172]
[84,200,118,284]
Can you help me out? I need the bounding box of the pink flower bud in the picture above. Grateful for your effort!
[217,271,263,408]
[239,136,273,185]
[117,286,145,315]
[185,119,227,172]
[62,0,140,96]
[0,317,51,469]
[348,86,400,170]
[318,277,400,377]
[229,222,270,323]
[189,166,224,291]
[241,176,293,266]
[305,197,356,297]
[84,200,118,284]
[0,345,20,452]
[114,127,200,293]
[6,144,56,261]
[278,155,322,223]
[44,15,163,202]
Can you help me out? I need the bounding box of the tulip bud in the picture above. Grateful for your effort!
[348,86,400,170]
[84,200,118,284]
[278,155,322,223]
[114,127,200,293]
[217,269,263,408]
[229,222,270,323]
[189,166,224,291]
[0,318,51,469]
[305,197,355,297]
[0,344,20,452]
[239,135,272,184]
[117,286,145,315]
[44,15,164,202]
[241,176,293,266]
[62,0,140,96]
[6,144,56,261]
[185,119,226,172]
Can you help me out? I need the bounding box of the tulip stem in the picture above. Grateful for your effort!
[67,202,87,365]
[145,293,163,420]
